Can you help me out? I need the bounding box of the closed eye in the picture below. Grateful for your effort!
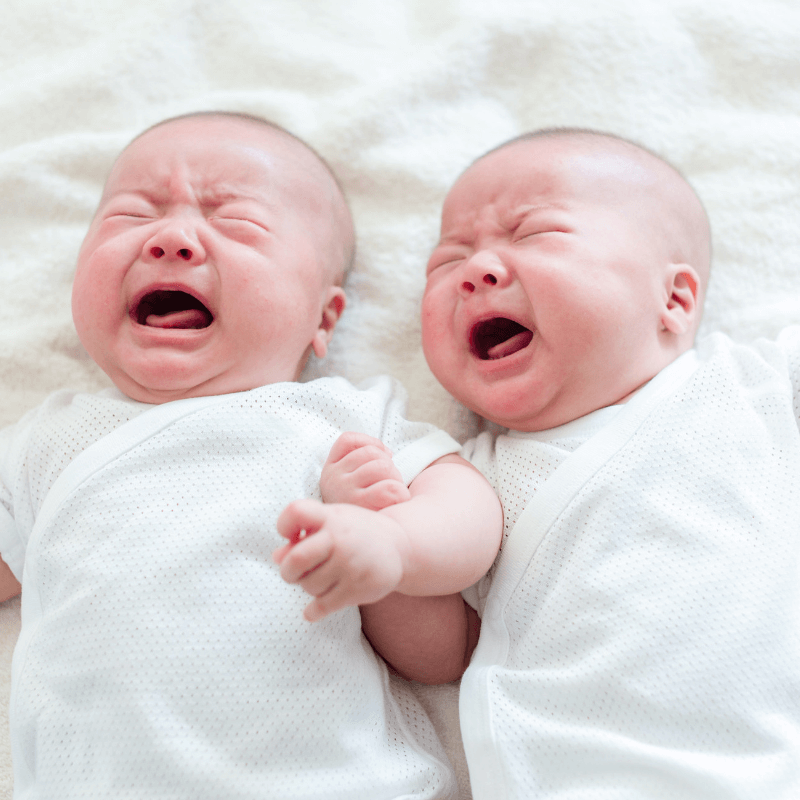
[210,216,269,232]
[514,227,570,242]
[100,210,157,228]
[427,257,464,274]
[100,194,158,221]
[108,212,154,219]
[427,248,469,275]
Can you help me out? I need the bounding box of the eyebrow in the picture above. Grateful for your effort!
[506,203,567,227]
[195,188,271,206]
[105,185,273,209]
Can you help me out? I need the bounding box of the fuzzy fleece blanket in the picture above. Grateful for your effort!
[2,1,800,797]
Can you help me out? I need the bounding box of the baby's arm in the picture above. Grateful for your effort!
[328,438,487,683]
[0,556,20,603]
[275,454,500,610]
[276,433,501,683]
[359,587,482,685]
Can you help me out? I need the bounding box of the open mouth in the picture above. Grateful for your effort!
[133,290,213,330]
[470,317,534,360]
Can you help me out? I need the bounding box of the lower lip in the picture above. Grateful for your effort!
[472,337,534,374]
[128,319,214,348]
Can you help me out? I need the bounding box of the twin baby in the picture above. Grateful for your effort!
[2,111,799,799]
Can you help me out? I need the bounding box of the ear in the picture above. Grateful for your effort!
[660,265,700,336]
[311,286,347,359]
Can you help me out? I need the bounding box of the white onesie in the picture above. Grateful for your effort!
[0,376,460,800]
[460,329,800,800]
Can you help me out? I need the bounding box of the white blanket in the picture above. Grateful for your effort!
[1,1,799,797]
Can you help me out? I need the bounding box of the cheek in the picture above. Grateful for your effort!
[72,265,104,331]
[528,269,600,328]
[71,238,136,348]
[227,282,321,364]
[420,303,443,360]
[72,254,119,320]
[421,311,456,388]
[421,285,448,332]
[71,278,104,361]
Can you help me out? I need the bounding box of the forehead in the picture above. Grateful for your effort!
[443,137,659,223]
[104,118,322,203]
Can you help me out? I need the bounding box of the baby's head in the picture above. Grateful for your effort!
[72,112,353,404]
[422,129,711,432]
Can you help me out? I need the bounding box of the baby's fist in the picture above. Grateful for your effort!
[321,432,411,511]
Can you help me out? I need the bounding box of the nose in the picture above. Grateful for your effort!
[144,218,206,266]
[458,251,511,297]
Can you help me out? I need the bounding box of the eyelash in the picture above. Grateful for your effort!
[211,216,269,232]
[427,255,466,275]
[108,211,153,219]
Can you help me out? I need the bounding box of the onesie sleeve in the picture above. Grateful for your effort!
[0,417,31,582]
[776,325,800,424]
[459,431,499,491]
[356,376,461,485]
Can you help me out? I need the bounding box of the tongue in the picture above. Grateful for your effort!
[486,329,534,360]
[145,309,211,329]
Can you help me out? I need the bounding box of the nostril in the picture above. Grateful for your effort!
[178,248,192,261]
[151,247,165,258]
[484,274,497,285]
[462,281,476,293]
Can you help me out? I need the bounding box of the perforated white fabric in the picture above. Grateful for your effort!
[462,404,624,615]
[0,376,459,800]
[460,330,800,800]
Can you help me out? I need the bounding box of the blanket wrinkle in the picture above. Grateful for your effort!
[2,1,800,798]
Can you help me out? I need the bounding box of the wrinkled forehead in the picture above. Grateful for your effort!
[105,117,328,204]
[446,136,668,218]
[101,116,354,280]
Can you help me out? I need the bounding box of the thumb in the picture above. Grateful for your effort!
[276,498,328,544]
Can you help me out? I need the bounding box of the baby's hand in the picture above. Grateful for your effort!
[320,432,411,511]
[273,499,408,622]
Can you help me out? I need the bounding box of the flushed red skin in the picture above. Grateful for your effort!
[72,116,345,404]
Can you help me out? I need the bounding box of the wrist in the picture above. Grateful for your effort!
[376,507,414,591]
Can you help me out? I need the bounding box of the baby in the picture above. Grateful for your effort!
[324,129,800,798]
[0,112,501,799]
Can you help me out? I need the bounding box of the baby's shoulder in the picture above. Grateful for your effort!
[696,326,800,387]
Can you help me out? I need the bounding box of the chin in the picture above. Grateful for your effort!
[108,369,213,404]
[457,386,542,433]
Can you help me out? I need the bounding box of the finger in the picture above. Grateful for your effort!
[350,457,405,489]
[326,433,391,466]
[304,594,340,623]
[272,543,291,564]
[272,533,324,564]
[303,579,389,623]
[303,580,356,623]
[276,498,327,542]
[296,558,340,598]
[334,445,394,479]
[357,480,412,511]
[278,531,334,584]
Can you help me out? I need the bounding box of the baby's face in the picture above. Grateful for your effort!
[422,137,678,431]
[72,116,346,403]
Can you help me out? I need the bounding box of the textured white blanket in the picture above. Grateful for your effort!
[2,1,799,797]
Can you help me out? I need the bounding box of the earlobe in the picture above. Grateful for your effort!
[661,265,699,336]
[311,286,347,359]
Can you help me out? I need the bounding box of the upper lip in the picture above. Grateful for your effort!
[128,282,215,326]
